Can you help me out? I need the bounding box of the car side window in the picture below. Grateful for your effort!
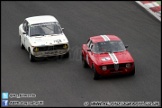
[87,39,92,48]
[89,42,93,49]
[23,20,26,31]
[90,42,97,52]
[23,20,29,34]
[91,44,95,52]
[26,24,29,35]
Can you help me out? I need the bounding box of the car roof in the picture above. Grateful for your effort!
[25,15,58,25]
[90,35,121,43]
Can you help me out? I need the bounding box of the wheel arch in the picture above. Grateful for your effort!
[28,47,31,52]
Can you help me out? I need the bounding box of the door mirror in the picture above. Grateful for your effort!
[23,32,26,34]
[125,45,128,48]
[87,48,91,51]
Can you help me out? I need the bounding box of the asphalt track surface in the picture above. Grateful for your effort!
[1,1,161,107]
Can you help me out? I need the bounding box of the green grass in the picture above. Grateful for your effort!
[156,1,161,5]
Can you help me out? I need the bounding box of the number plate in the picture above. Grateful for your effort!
[45,52,54,54]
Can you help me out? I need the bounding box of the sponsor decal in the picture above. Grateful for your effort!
[101,57,111,61]
[54,39,62,43]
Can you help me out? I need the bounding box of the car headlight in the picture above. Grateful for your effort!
[33,47,39,52]
[63,44,68,49]
[126,63,131,68]
[102,66,107,71]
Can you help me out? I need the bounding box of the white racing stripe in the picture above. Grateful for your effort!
[100,35,119,64]
[101,35,107,41]
[109,53,119,64]
[100,35,110,41]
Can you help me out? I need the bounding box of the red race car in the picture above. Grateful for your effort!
[82,35,135,80]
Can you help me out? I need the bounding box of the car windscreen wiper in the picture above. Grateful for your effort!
[31,34,44,36]
[100,50,112,54]
[51,34,59,36]
[112,50,125,53]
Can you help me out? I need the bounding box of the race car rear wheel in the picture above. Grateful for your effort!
[82,55,88,68]
[29,50,36,62]
[92,64,100,80]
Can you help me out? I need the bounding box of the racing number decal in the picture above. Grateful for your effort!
[54,39,62,44]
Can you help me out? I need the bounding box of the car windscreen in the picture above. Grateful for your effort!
[29,22,62,36]
[94,41,126,53]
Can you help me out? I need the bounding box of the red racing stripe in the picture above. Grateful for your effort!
[141,1,154,4]
[150,6,161,12]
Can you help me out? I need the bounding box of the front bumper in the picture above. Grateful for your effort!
[95,64,135,76]
[33,49,69,57]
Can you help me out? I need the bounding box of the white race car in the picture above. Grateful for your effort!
[19,15,70,62]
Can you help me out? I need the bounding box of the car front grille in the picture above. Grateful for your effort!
[37,44,68,51]
[101,63,132,69]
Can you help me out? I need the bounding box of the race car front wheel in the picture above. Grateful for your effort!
[82,55,88,68]
[29,50,36,62]
[92,64,100,80]
[130,68,135,75]
[63,52,69,58]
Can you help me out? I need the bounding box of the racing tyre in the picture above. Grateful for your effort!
[20,37,25,49]
[64,52,69,58]
[130,68,135,75]
[93,65,100,80]
[29,50,36,62]
[82,55,88,68]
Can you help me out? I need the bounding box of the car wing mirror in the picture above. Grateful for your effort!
[87,48,91,51]
[125,45,128,48]
[23,32,26,34]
